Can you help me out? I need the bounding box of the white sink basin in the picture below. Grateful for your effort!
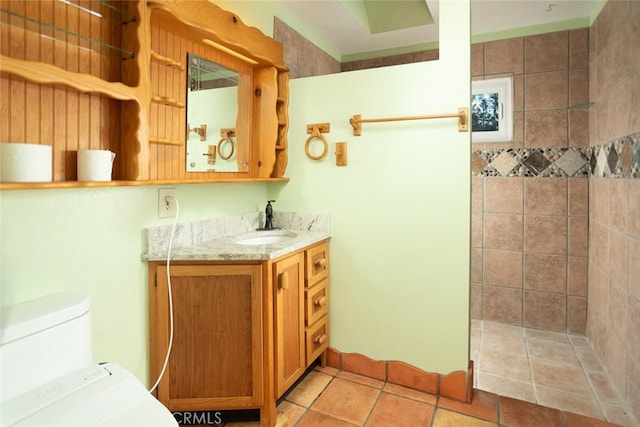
[233,230,297,246]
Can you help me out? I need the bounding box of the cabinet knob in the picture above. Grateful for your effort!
[279,271,289,290]
[313,296,327,307]
[314,258,327,269]
[314,334,327,345]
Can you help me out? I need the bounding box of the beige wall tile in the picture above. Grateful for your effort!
[567,296,587,334]
[568,256,588,296]
[525,71,568,110]
[484,214,523,251]
[589,178,609,225]
[471,283,483,319]
[568,108,589,147]
[608,230,628,289]
[524,216,567,255]
[524,110,568,148]
[483,285,523,325]
[589,222,609,272]
[626,297,640,377]
[485,177,523,213]
[626,357,640,423]
[484,249,523,288]
[524,253,567,293]
[609,174,628,233]
[472,177,484,213]
[569,28,589,69]
[568,178,588,217]
[471,247,483,283]
[628,180,640,239]
[629,238,640,300]
[524,178,567,216]
[608,283,628,341]
[605,332,627,397]
[514,74,524,112]
[471,43,484,76]
[525,31,569,73]
[472,213,484,248]
[485,37,524,75]
[523,291,566,331]
[568,217,588,256]
[569,68,589,107]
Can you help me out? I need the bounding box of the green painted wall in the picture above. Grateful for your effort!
[0,0,470,384]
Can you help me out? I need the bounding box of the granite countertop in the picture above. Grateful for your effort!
[142,211,331,262]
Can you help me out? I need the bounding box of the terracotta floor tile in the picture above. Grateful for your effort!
[563,411,621,427]
[336,370,385,389]
[499,396,564,427]
[285,371,333,407]
[314,365,339,376]
[275,400,306,427]
[382,383,438,405]
[364,392,435,427]
[311,378,380,425]
[438,389,499,423]
[296,409,359,427]
[431,408,497,427]
[476,372,535,403]
[535,384,604,420]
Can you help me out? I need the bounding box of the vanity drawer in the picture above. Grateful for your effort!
[305,242,329,288]
[306,316,329,366]
[305,279,329,327]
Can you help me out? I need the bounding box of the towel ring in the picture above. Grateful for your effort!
[304,127,328,161]
[218,130,235,160]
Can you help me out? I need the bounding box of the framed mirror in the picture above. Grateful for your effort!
[185,53,251,172]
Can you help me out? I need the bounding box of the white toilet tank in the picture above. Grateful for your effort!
[0,291,92,404]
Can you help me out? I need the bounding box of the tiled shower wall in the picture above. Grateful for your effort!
[470,29,591,334]
[587,1,640,420]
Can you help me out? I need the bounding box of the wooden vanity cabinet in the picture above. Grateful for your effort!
[148,240,329,426]
[149,263,264,410]
[273,252,305,397]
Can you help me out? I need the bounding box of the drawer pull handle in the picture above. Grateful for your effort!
[314,258,327,268]
[314,334,327,345]
[279,271,289,290]
[313,296,328,307]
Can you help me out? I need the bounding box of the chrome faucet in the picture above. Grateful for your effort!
[264,200,276,230]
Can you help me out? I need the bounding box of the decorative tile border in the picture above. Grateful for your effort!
[472,132,640,178]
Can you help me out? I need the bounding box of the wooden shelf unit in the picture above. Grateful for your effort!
[0,0,290,188]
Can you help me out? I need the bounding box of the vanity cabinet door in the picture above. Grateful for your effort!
[273,252,305,397]
[150,263,263,411]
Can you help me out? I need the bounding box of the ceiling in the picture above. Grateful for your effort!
[273,0,601,59]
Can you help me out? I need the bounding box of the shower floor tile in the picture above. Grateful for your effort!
[472,320,639,427]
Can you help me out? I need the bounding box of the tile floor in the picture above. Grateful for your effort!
[224,357,626,427]
[471,319,639,427]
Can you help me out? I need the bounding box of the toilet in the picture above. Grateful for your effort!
[0,291,178,426]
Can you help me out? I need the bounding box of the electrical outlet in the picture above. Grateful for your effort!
[158,188,177,218]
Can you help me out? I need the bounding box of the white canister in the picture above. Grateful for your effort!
[77,149,116,182]
[0,143,53,182]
